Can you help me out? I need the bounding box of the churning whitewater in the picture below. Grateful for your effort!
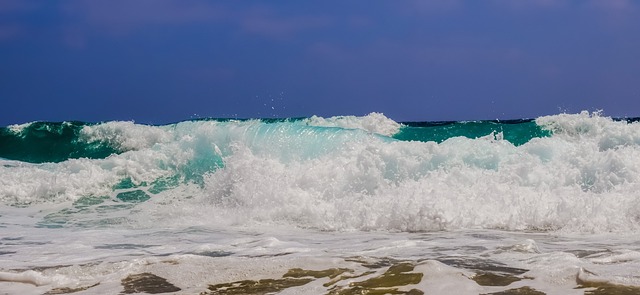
[2,111,640,232]
[2,112,640,294]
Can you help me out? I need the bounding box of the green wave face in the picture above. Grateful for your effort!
[0,118,551,164]
[4,112,640,233]
[0,121,119,163]
[393,119,551,146]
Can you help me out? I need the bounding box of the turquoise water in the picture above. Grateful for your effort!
[0,118,552,164]
[0,121,118,163]
[394,119,550,146]
[4,112,640,294]
[3,111,640,231]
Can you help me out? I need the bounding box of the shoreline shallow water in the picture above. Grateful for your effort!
[3,228,640,294]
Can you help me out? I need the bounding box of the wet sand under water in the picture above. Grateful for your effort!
[4,254,640,295]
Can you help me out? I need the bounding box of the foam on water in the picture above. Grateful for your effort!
[3,112,640,294]
[79,121,173,151]
[304,112,402,136]
[2,112,640,232]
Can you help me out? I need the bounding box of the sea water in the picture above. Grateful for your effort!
[2,111,640,294]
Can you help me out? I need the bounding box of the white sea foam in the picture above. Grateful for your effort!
[7,122,32,134]
[0,149,177,204]
[177,132,640,233]
[8,112,640,294]
[3,112,640,233]
[537,110,640,151]
[3,227,640,294]
[79,121,173,151]
[304,112,401,136]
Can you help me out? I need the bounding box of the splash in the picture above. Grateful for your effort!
[2,112,640,233]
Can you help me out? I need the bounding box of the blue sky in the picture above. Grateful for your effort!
[1,0,639,125]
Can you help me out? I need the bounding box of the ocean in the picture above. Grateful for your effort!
[2,111,640,294]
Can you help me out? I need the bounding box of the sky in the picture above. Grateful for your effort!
[1,0,640,125]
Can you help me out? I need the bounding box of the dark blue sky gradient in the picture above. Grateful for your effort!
[1,0,640,125]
